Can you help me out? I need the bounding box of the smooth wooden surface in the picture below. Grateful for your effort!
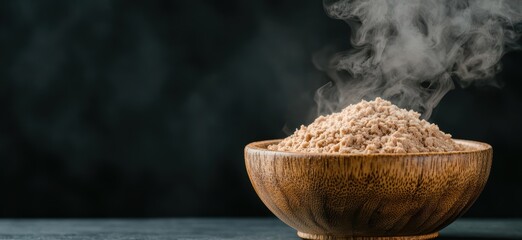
[0,218,520,239]
[245,140,492,240]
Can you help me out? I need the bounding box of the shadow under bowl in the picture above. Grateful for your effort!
[244,139,492,240]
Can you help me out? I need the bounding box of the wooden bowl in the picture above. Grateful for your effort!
[245,139,492,240]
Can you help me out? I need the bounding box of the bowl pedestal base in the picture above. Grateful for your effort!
[297,231,439,240]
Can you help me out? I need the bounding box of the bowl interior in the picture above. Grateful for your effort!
[246,139,491,156]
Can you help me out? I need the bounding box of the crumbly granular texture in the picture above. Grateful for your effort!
[269,98,465,154]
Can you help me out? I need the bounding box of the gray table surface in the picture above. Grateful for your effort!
[0,218,519,240]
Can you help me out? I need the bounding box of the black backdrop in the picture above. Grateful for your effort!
[1,0,521,218]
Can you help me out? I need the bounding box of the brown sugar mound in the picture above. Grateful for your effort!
[269,98,465,154]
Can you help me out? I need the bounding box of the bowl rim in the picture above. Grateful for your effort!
[245,139,491,157]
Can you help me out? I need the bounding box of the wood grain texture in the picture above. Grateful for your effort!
[245,139,492,240]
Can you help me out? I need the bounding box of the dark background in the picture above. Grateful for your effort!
[0,0,521,218]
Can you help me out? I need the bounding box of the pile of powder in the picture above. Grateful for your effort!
[269,98,465,154]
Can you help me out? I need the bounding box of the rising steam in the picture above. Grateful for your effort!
[315,0,522,118]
